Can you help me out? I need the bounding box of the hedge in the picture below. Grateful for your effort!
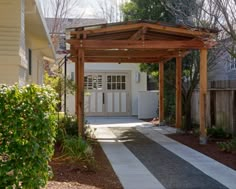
[0,84,57,188]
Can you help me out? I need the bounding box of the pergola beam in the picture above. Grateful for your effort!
[84,49,186,58]
[68,39,207,49]
[70,22,212,37]
[69,57,173,63]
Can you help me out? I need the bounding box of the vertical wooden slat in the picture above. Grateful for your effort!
[176,56,182,129]
[200,48,208,144]
[159,62,164,124]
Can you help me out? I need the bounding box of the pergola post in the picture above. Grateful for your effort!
[176,56,182,130]
[159,62,164,125]
[199,48,208,144]
[75,51,79,116]
[77,48,85,136]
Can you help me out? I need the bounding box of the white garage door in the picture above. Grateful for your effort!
[84,72,130,116]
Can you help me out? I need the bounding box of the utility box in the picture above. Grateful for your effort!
[138,91,159,119]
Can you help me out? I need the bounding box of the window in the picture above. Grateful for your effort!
[71,72,74,81]
[107,75,126,90]
[84,75,103,90]
[226,55,236,72]
[28,49,32,75]
[59,36,66,50]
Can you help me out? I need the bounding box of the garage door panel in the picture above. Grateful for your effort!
[114,92,120,113]
[121,92,127,113]
[107,92,113,113]
[97,92,103,112]
[90,92,96,112]
[85,95,89,113]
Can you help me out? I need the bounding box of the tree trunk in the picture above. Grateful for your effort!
[185,99,192,131]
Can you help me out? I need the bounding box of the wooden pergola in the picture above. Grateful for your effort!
[67,20,218,144]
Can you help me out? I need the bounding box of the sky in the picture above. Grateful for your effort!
[75,0,99,18]
[39,0,127,18]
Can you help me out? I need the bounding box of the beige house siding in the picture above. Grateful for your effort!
[0,0,55,86]
[0,1,27,85]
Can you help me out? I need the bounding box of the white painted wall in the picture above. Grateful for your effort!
[65,62,147,116]
[138,91,158,119]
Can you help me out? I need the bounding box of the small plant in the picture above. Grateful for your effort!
[207,127,231,139]
[57,115,96,142]
[84,123,96,141]
[217,138,236,153]
[56,115,78,142]
[62,136,95,168]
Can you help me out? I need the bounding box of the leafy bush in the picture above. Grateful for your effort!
[207,127,231,139]
[56,115,78,142]
[0,84,57,188]
[57,115,95,142]
[217,138,236,153]
[57,116,96,169]
[62,136,95,167]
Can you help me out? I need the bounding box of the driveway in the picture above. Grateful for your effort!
[87,117,236,189]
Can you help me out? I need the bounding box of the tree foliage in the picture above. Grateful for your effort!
[44,69,76,111]
[122,0,173,22]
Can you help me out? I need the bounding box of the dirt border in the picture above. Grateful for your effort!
[167,134,236,170]
[47,142,123,189]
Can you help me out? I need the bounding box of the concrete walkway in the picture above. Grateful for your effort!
[87,117,236,189]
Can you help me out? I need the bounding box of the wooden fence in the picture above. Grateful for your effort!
[191,80,236,135]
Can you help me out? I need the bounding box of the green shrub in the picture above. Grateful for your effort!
[62,136,95,167]
[56,115,78,143]
[217,138,236,153]
[207,127,231,139]
[0,84,57,188]
[57,115,95,142]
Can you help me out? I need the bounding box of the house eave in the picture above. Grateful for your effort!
[25,0,56,60]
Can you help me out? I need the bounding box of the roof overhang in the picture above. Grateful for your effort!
[25,0,56,61]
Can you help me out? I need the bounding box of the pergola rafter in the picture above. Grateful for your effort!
[67,20,218,144]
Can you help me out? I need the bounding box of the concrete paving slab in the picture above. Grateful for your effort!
[87,116,153,128]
